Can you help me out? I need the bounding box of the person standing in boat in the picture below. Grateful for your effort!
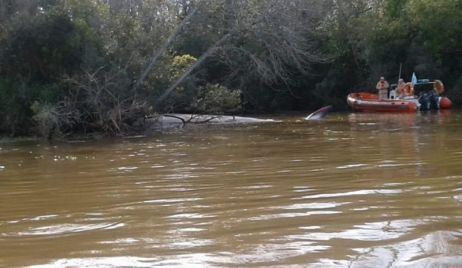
[396,78,405,98]
[376,76,389,100]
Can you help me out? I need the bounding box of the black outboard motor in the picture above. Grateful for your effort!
[419,90,439,111]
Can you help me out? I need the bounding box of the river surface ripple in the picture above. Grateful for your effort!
[1,112,462,267]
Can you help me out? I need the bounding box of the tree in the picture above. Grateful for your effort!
[172,0,332,111]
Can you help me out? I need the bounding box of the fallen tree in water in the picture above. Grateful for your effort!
[145,114,276,130]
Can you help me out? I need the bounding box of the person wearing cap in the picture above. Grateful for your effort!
[376,76,389,100]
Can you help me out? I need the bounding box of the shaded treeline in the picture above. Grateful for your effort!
[0,0,461,136]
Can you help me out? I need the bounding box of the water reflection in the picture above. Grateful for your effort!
[1,112,462,267]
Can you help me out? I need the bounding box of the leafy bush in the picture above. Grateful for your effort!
[170,54,198,78]
[31,101,60,139]
[195,83,241,114]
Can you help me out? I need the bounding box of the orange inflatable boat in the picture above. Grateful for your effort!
[347,92,452,113]
[347,92,419,113]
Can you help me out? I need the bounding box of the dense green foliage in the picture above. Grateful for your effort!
[0,0,460,136]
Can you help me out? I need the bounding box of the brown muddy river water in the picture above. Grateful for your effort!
[1,112,462,267]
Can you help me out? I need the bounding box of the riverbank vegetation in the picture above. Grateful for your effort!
[0,0,461,137]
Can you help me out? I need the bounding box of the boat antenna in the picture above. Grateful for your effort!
[398,63,402,82]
